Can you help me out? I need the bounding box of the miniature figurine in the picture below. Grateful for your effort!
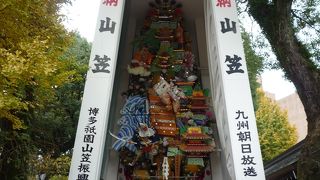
[133,47,154,66]
[129,123,159,166]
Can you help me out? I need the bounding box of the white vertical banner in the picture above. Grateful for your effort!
[69,0,125,179]
[210,0,265,179]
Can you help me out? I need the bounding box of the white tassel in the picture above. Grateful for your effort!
[162,157,169,180]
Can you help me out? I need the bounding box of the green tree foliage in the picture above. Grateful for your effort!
[291,0,320,65]
[28,34,90,157]
[255,89,297,162]
[242,31,263,110]
[29,154,71,179]
[0,0,91,179]
[0,39,74,129]
[25,33,90,179]
[0,0,71,50]
[0,0,72,129]
[241,30,297,162]
[242,27,299,163]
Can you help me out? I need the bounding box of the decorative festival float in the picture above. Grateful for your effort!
[69,0,265,180]
[110,1,216,178]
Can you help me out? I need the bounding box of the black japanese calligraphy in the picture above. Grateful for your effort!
[82,144,93,153]
[103,0,118,6]
[81,153,92,163]
[237,131,251,142]
[235,110,258,176]
[85,125,97,134]
[83,134,95,143]
[235,110,248,119]
[99,17,116,34]
[237,121,249,130]
[88,107,99,116]
[92,55,111,73]
[241,144,252,153]
[220,18,236,33]
[75,106,100,178]
[243,166,257,176]
[241,155,256,165]
[225,55,244,74]
[88,117,97,125]
[78,163,90,173]
[77,174,89,180]
[216,0,231,7]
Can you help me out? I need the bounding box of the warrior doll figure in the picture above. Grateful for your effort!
[129,123,159,166]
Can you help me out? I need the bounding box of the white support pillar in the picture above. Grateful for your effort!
[205,0,266,179]
[69,0,126,179]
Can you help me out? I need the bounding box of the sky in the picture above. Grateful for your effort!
[61,0,296,100]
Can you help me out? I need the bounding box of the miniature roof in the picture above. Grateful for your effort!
[183,133,211,140]
[180,145,214,153]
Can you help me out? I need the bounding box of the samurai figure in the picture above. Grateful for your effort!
[129,123,159,166]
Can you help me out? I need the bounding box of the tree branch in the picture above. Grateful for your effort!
[291,9,320,34]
